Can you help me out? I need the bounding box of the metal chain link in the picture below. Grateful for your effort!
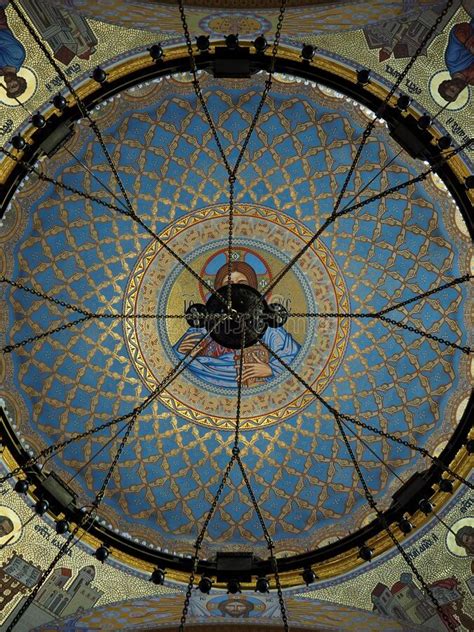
[262,138,472,301]
[233,329,246,450]
[336,410,474,490]
[285,308,472,356]
[236,455,289,632]
[179,333,248,631]
[0,148,225,307]
[332,0,454,213]
[0,276,187,321]
[377,314,470,354]
[0,328,221,486]
[287,274,472,319]
[178,454,237,632]
[177,0,287,180]
[0,277,91,316]
[226,173,236,306]
[258,337,474,490]
[5,415,137,632]
[333,414,456,632]
[231,0,287,178]
[2,324,229,631]
[178,0,287,301]
[334,139,472,222]
[9,0,135,216]
[2,315,94,354]
[177,0,232,175]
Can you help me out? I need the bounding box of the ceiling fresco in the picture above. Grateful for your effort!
[0,0,473,631]
[46,0,447,37]
[2,75,470,556]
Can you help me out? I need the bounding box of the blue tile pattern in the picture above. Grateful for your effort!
[4,77,468,553]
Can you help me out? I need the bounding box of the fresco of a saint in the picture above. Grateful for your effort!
[0,5,27,98]
[174,260,300,388]
[439,17,474,102]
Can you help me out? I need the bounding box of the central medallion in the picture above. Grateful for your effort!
[124,203,350,430]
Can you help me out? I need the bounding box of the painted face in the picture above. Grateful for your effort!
[443,78,465,101]
[229,271,249,285]
[460,533,474,555]
[0,518,13,537]
[223,600,249,616]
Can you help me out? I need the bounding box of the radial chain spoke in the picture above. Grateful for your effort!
[261,138,472,299]
[334,414,457,632]
[0,327,222,486]
[179,332,246,631]
[258,338,473,490]
[177,0,287,179]
[332,0,454,213]
[2,315,95,354]
[236,455,289,632]
[339,101,450,215]
[1,148,225,307]
[5,413,138,632]
[287,274,472,319]
[9,0,135,215]
[284,269,472,355]
[178,0,287,301]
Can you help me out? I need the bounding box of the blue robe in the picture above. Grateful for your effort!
[445,18,474,76]
[173,326,300,388]
[0,26,26,72]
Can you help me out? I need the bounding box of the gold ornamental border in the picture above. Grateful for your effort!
[123,203,350,430]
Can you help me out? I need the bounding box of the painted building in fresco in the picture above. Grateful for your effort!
[20,0,97,65]
[0,562,102,631]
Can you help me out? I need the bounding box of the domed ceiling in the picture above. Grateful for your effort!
[0,1,473,630]
[2,73,470,556]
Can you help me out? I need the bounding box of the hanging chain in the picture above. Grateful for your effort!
[5,0,227,308]
[233,329,246,450]
[285,272,473,358]
[9,0,135,215]
[0,329,221,486]
[5,414,138,632]
[259,338,474,490]
[333,414,456,632]
[226,173,236,308]
[2,315,94,354]
[377,314,470,354]
[261,138,473,301]
[177,0,287,180]
[0,276,187,319]
[0,149,224,306]
[285,311,470,355]
[332,0,454,213]
[178,454,237,632]
[237,455,289,632]
[336,410,473,490]
[179,333,245,630]
[178,0,287,299]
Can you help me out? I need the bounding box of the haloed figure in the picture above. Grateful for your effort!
[455,525,474,556]
[0,7,27,99]
[0,515,14,538]
[174,261,300,388]
[438,17,474,102]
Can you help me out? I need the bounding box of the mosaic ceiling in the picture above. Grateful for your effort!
[2,75,470,555]
[0,1,473,630]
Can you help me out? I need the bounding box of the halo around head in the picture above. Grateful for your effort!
[0,67,38,107]
[429,70,470,112]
